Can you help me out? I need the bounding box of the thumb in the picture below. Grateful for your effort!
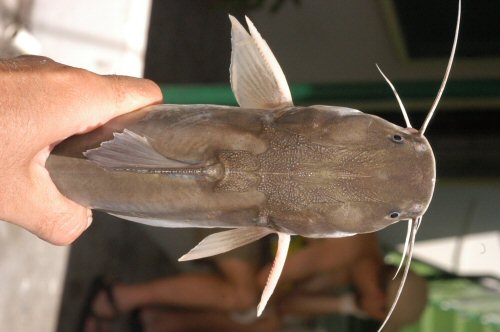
[97,74,164,122]
[55,72,163,140]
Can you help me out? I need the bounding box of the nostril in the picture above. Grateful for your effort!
[389,211,400,219]
[391,134,404,143]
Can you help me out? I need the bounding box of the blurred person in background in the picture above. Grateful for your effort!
[82,233,392,332]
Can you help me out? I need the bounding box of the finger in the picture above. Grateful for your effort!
[55,73,163,139]
[2,57,163,152]
[102,74,163,120]
[12,164,92,245]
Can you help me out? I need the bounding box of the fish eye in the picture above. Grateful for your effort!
[389,211,401,219]
[391,134,404,143]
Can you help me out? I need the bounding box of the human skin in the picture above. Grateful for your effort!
[105,258,260,314]
[0,55,162,245]
[259,234,386,320]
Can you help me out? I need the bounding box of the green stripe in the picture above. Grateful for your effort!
[162,85,237,106]
[161,79,500,106]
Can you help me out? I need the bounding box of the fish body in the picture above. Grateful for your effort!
[49,104,434,237]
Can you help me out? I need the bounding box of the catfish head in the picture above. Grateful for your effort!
[325,113,437,235]
[272,104,437,237]
[374,124,436,228]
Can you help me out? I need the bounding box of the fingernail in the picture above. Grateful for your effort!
[87,209,93,227]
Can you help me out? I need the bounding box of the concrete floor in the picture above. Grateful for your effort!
[0,222,67,332]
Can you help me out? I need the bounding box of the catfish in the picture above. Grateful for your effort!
[47,3,460,329]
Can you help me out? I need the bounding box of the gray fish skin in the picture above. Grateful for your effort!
[47,103,435,238]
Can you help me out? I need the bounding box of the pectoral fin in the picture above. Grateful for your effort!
[257,232,291,316]
[229,15,293,110]
[178,227,274,261]
[84,129,194,170]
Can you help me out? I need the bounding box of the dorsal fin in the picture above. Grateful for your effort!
[229,15,293,109]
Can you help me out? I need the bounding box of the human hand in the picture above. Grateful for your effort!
[0,55,162,245]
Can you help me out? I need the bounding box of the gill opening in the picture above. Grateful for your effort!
[378,216,422,332]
